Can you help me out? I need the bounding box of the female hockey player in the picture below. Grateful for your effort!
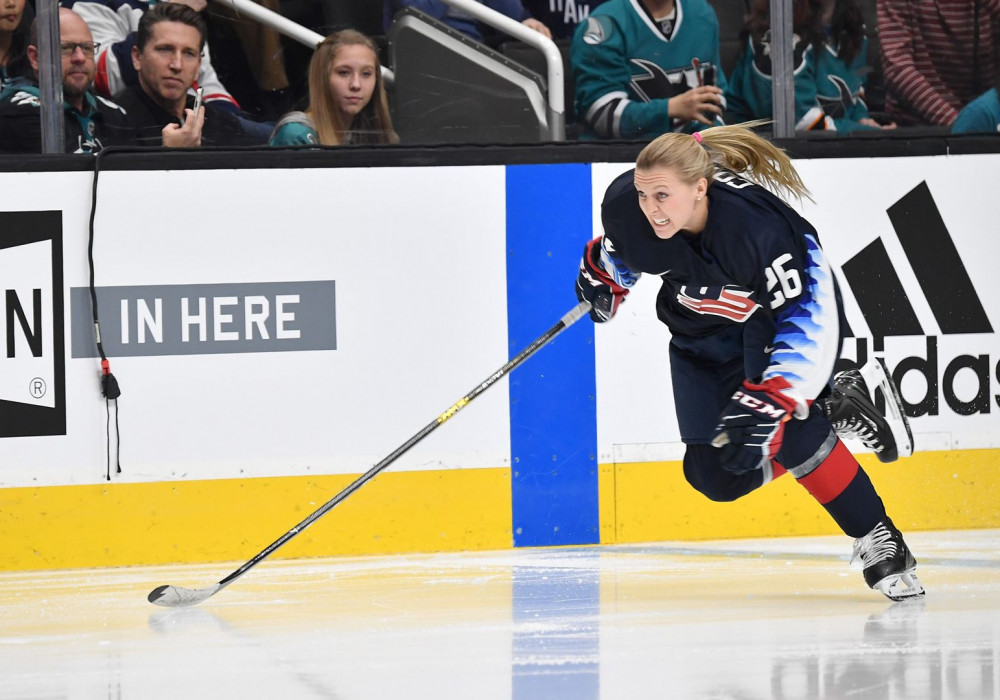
[270,29,398,146]
[574,122,923,601]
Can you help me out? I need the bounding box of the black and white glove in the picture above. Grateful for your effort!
[711,377,808,474]
[575,237,629,322]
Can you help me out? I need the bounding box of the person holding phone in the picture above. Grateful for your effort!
[568,0,727,140]
[112,2,254,147]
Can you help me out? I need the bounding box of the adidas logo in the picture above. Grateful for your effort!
[837,181,995,418]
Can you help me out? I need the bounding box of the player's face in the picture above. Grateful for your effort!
[328,44,377,123]
[133,21,202,113]
[634,167,708,239]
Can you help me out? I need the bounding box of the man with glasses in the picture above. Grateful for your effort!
[0,6,133,152]
[112,2,247,146]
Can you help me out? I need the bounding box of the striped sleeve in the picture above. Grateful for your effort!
[877,0,1000,126]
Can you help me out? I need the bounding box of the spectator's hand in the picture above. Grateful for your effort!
[521,18,552,39]
[860,117,897,130]
[668,86,723,126]
[167,0,208,12]
[162,105,205,148]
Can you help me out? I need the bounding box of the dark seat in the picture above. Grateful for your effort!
[387,8,553,144]
[499,38,578,136]
[707,0,750,80]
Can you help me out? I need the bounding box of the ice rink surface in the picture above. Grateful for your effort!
[2,529,998,699]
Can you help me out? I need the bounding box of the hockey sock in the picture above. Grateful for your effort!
[768,460,787,482]
[795,439,886,538]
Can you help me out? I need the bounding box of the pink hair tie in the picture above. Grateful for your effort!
[692,131,703,143]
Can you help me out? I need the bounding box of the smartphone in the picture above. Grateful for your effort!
[185,87,204,125]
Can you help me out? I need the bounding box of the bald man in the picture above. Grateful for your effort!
[0,7,134,153]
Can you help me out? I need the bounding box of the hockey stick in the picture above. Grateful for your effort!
[148,300,591,607]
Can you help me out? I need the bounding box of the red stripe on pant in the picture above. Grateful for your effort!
[794,441,860,504]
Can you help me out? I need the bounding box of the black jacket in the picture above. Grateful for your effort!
[0,82,134,153]
[113,85,250,147]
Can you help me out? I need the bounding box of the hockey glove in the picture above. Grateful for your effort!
[576,237,629,322]
[711,376,808,474]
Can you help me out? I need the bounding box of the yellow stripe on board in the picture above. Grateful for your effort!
[603,448,1000,542]
[0,468,512,572]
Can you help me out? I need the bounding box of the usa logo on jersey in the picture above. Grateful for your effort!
[677,285,759,322]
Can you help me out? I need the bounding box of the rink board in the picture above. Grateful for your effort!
[1,156,999,570]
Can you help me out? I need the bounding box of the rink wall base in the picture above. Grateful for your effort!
[602,448,1000,543]
[0,467,512,571]
[2,448,996,571]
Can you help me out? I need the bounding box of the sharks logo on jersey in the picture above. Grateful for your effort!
[582,16,607,44]
[751,31,808,76]
[629,58,717,102]
[817,74,858,119]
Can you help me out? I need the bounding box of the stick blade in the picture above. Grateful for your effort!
[147,583,222,608]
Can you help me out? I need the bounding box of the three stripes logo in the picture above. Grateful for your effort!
[0,211,66,438]
[837,182,995,417]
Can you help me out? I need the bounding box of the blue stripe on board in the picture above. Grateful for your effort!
[506,164,599,547]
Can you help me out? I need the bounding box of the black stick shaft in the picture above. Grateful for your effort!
[214,301,590,590]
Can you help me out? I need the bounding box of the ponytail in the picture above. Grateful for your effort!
[636,121,812,203]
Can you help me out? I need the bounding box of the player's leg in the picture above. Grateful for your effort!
[671,341,787,501]
[682,444,785,501]
[780,410,924,601]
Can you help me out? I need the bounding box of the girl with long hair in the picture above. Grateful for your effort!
[270,29,397,146]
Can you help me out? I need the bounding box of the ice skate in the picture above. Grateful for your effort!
[852,518,925,601]
[820,358,913,462]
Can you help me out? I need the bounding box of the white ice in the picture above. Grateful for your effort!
[1,529,998,699]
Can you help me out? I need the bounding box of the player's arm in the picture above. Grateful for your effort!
[575,234,640,322]
[712,230,837,472]
[759,233,841,403]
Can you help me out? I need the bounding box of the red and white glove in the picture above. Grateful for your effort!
[575,237,629,322]
[711,376,808,473]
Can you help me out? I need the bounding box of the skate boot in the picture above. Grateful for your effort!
[820,358,913,463]
[852,518,925,601]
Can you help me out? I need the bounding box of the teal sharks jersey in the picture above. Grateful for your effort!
[570,0,728,139]
[726,32,877,133]
[952,88,1000,134]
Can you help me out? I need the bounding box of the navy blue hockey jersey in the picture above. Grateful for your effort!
[597,168,841,400]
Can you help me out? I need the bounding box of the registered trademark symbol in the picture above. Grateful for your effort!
[30,377,46,398]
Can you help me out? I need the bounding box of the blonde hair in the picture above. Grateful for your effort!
[306,29,398,146]
[636,121,812,203]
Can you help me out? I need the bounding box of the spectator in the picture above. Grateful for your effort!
[0,7,133,153]
[522,0,609,40]
[384,0,552,45]
[726,0,895,133]
[269,29,397,146]
[113,2,252,146]
[61,0,241,112]
[570,0,727,140]
[0,0,29,88]
[953,47,1000,134]
[878,0,1000,127]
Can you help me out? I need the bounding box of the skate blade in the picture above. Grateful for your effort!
[874,571,926,601]
[859,358,914,460]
